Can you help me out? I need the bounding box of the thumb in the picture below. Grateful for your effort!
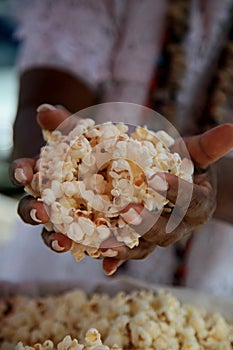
[186,124,233,168]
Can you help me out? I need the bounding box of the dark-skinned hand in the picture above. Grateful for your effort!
[10,104,233,275]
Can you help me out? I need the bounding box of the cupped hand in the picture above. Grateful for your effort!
[10,109,233,276]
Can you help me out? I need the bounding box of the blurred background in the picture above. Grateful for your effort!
[0,0,20,245]
[0,0,232,294]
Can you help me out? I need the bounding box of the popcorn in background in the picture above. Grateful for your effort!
[1,289,233,349]
[15,328,122,350]
[25,118,194,261]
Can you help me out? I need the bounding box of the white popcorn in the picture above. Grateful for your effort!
[42,189,56,206]
[62,181,80,197]
[179,158,194,182]
[155,130,175,148]
[1,289,233,350]
[15,329,121,350]
[113,226,140,248]
[51,180,64,199]
[50,202,73,226]
[25,118,194,261]
[96,225,111,240]
[131,326,152,349]
[57,336,83,350]
[79,217,95,236]
[67,222,85,242]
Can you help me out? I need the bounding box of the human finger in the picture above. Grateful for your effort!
[36,104,71,131]
[118,203,167,247]
[157,220,191,247]
[150,171,215,225]
[120,203,163,236]
[10,158,37,186]
[102,258,125,276]
[100,236,155,261]
[149,173,193,207]
[17,196,49,225]
[132,204,192,247]
[41,229,72,253]
[184,173,216,225]
[186,123,233,169]
[102,216,191,267]
[120,205,143,226]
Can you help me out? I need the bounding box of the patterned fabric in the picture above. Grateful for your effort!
[147,0,191,130]
[176,0,233,134]
[148,0,233,134]
[197,23,233,130]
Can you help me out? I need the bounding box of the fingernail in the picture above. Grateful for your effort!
[120,208,142,225]
[101,249,118,257]
[14,168,27,183]
[105,267,117,276]
[30,209,42,223]
[51,240,65,252]
[105,260,124,276]
[37,104,56,113]
[149,175,168,191]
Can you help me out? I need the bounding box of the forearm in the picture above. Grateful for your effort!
[11,67,97,160]
[214,156,233,225]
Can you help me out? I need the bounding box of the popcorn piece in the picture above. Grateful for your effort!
[85,328,102,347]
[57,335,83,350]
[25,118,194,261]
[70,242,86,261]
[155,130,175,148]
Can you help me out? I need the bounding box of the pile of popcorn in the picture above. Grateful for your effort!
[15,329,120,350]
[1,288,233,350]
[25,118,193,260]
